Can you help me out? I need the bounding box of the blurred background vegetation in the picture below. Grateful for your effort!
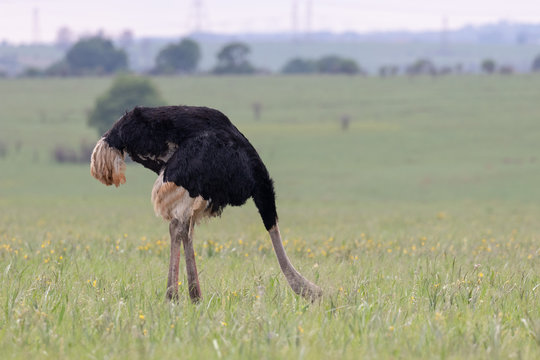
[3,22,540,78]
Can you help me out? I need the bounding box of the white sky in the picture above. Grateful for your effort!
[2,0,540,43]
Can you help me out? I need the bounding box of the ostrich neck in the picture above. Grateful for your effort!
[268,224,322,301]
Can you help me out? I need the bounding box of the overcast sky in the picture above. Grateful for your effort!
[2,0,540,43]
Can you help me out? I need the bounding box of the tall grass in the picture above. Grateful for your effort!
[0,76,539,359]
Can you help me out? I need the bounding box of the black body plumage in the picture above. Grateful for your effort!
[102,106,278,230]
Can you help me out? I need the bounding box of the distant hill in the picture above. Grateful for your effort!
[190,21,540,45]
[2,21,540,76]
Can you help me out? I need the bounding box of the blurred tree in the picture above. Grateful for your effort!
[154,38,201,74]
[532,54,540,72]
[438,66,453,75]
[406,59,436,76]
[481,59,496,74]
[213,42,255,74]
[45,60,71,76]
[65,36,127,75]
[21,67,44,77]
[378,65,399,77]
[499,65,514,75]
[88,75,165,136]
[338,59,362,75]
[316,55,361,75]
[281,55,362,75]
[281,58,317,74]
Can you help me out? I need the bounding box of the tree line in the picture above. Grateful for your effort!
[23,37,264,76]
[20,35,540,77]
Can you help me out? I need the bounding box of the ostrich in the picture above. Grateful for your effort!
[90,106,322,302]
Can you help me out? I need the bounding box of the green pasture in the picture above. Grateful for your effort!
[0,75,539,359]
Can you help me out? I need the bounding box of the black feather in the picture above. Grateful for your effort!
[102,106,278,230]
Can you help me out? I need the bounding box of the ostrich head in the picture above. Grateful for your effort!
[90,138,126,187]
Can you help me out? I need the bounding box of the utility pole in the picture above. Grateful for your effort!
[193,0,203,33]
[291,0,299,39]
[32,7,41,44]
[305,0,313,37]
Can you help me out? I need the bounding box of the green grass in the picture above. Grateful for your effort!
[0,75,539,359]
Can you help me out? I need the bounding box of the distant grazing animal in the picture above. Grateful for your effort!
[90,106,322,302]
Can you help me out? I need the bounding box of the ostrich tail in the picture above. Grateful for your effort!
[269,224,323,301]
[252,164,278,231]
[90,138,126,187]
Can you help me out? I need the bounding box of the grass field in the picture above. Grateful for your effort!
[0,75,539,359]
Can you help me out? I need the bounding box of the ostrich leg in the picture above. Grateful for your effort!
[182,220,202,302]
[166,219,182,300]
[269,224,322,301]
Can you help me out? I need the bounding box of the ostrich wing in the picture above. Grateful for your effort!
[163,133,255,214]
